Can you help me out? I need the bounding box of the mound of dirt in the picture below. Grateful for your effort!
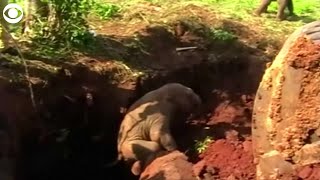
[193,139,255,180]
[187,92,256,180]
[140,151,197,180]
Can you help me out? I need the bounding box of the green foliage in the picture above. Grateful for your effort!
[32,0,94,49]
[29,0,123,57]
[194,136,213,154]
[92,2,121,20]
[209,28,236,41]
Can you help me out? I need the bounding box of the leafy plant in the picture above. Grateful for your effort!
[194,136,213,154]
[209,28,236,41]
[92,2,121,20]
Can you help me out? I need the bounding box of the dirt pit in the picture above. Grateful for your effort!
[1,44,265,180]
[0,20,273,180]
[6,58,263,180]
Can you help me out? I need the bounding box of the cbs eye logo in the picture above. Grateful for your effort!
[2,3,24,24]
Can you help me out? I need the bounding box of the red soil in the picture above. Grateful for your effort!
[194,139,255,180]
[192,94,256,180]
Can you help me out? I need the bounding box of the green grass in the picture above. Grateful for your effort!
[103,0,319,19]
[100,0,319,40]
[91,1,121,20]
[215,0,318,24]
[184,0,319,37]
[182,0,320,20]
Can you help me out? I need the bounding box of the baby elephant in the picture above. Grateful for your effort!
[112,83,201,176]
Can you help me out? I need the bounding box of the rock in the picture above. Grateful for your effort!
[256,150,293,179]
[297,166,313,179]
[192,160,206,177]
[315,128,320,137]
[293,142,320,166]
[140,150,197,180]
[225,130,239,142]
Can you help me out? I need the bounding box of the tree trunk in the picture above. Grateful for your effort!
[0,0,10,48]
[23,0,37,35]
[23,0,48,35]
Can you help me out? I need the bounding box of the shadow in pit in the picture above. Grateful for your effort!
[8,65,141,180]
[203,122,251,140]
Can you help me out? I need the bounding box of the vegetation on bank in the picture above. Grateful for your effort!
[0,0,318,82]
